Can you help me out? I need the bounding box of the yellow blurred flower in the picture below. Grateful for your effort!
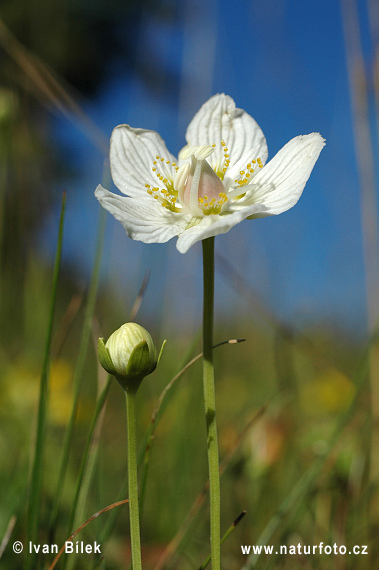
[300,368,355,415]
[2,358,89,426]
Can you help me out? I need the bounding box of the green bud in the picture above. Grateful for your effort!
[98,323,158,392]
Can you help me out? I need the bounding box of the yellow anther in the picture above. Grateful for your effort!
[203,195,208,200]
[221,141,225,146]
[212,143,216,147]
[240,170,245,175]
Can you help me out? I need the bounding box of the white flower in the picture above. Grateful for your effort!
[95,94,325,254]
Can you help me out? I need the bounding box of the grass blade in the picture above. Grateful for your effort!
[154,404,265,570]
[241,338,372,569]
[26,192,66,564]
[49,205,106,534]
[67,375,112,535]
[48,499,129,570]
[198,511,246,570]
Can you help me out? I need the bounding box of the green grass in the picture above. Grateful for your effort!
[0,207,376,569]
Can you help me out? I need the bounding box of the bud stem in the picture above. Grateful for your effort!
[125,388,142,570]
[202,236,221,569]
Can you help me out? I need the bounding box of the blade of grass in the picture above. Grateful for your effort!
[341,0,379,489]
[129,271,150,322]
[48,499,129,570]
[97,337,239,553]
[51,291,84,359]
[49,205,107,535]
[67,374,112,535]
[241,336,373,569]
[198,511,246,570]
[139,339,246,521]
[154,404,266,570]
[0,516,16,560]
[65,374,112,570]
[0,18,109,154]
[216,251,345,375]
[98,334,202,549]
[26,192,66,566]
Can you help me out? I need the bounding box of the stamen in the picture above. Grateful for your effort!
[234,155,263,188]
[198,189,228,216]
[145,155,180,212]
[150,154,179,197]
[214,140,231,179]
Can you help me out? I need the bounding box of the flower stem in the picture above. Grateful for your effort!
[125,388,142,570]
[202,236,221,569]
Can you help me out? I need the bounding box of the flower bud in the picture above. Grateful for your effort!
[98,323,158,391]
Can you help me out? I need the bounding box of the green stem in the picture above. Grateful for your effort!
[125,388,142,570]
[202,237,221,570]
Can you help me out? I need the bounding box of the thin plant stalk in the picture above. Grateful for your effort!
[154,405,265,570]
[67,375,112,534]
[49,207,106,533]
[202,236,220,569]
[26,192,66,566]
[241,336,373,570]
[48,499,129,570]
[125,388,142,570]
[65,376,112,570]
[340,0,379,483]
[199,511,246,570]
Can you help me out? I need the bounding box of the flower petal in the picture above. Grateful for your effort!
[243,133,325,216]
[95,185,186,244]
[176,204,269,254]
[185,94,268,173]
[110,126,177,198]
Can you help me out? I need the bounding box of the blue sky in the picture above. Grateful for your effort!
[42,0,375,335]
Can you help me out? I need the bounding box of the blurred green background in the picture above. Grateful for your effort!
[1,0,379,568]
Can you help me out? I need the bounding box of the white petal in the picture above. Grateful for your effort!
[95,185,186,244]
[110,125,177,198]
[176,204,268,254]
[185,94,268,172]
[244,133,325,216]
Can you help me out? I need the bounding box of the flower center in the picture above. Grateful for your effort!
[176,145,228,217]
[144,143,263,216]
